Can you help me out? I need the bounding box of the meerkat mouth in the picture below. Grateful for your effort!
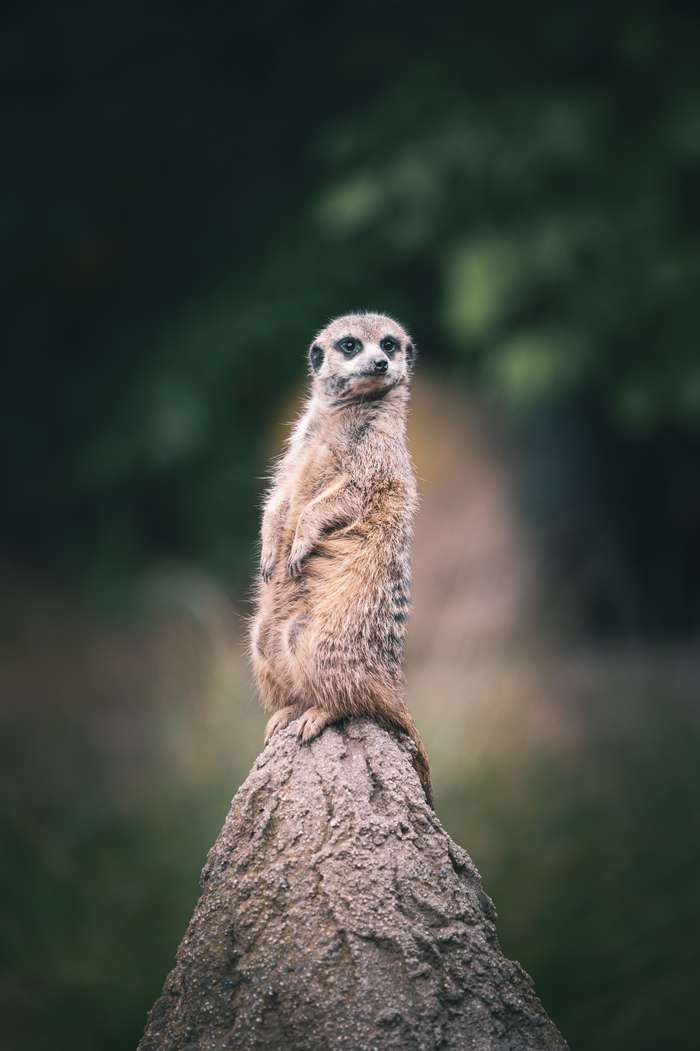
[323,373,404,407]
[335,377,404,406]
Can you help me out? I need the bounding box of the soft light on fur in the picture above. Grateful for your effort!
[249,312,432,806]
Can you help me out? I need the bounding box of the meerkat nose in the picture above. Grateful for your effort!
[372,357,389,375]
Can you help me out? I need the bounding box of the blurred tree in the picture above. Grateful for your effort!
[3,0,699,631]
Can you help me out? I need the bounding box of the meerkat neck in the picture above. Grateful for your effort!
[318,381,409,417]
[311,384,409,442]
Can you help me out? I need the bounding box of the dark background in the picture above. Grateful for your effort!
[2,3,699,1049]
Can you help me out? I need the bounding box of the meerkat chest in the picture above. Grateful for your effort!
[286,442,340,521]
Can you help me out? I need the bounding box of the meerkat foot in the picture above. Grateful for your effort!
[264,705,302,744]
[297,706,334,744]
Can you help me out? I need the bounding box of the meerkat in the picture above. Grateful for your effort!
[249,311,433,807]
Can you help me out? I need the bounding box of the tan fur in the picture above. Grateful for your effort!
[249,312,433,806]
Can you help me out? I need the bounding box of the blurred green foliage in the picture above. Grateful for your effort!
[1,721,244,1051]
[4,0,699,632]
[3,5,700,1051]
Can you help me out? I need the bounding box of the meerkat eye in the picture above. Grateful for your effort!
[380,337,398,355]
[338,337,361,357]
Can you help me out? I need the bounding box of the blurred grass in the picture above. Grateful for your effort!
[0,577,261,1051]
[439,678,700,1051]
[2,580,698,1050]
[2,778,229,1051]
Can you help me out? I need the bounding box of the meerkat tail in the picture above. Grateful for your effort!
[375,708,434,809]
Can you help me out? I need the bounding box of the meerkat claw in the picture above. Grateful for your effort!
[264,705,301,744]
[260,561,273,582]
[297,706,333,743]
[287,557,304,579]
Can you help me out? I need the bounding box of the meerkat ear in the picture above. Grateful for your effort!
[309,344,324,373]
[405,342,416,369]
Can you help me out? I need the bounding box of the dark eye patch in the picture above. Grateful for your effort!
[380,336,399,355]
[336,336,362,357]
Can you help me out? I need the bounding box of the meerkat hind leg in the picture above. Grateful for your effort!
[264,704,304,744]
[297,705,335,744]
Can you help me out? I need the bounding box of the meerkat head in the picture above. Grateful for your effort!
[308,312,415,404]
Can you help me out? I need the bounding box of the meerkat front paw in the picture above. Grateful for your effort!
[297,706,334,743]
[287,548,308,578]
[264,705,301,743]
[260,544,277,582]
[288,528,314,577]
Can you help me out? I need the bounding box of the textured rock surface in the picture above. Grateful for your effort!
[138,719,567,1050]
